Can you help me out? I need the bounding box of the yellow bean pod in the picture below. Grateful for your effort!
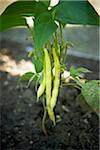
[44,48,55,124]
[37,62,46,101]
[51,47,60,110]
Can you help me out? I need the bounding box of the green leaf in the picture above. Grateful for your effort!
[18,71,38,87]
[40,0,50,7]
[0,15,26,31]
[76,94,93,112]
[0,1,48,31]
[32,58,43,73]
[81,80,100,112]
[19,72,34,81]
[77,67,91,73]
[53,1,99,25]
[1,1,47,16]
[34,12,58,50]
[70,66,91,78]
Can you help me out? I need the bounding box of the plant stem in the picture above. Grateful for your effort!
[62,83,81,90]
[59,22,68,64]
[42,97,47,136]
[53,32,58,50]
[59,22,63,44]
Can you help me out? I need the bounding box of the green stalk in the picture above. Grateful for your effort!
[42,97,47,136]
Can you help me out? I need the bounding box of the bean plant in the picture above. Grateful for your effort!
[0,0,99,134]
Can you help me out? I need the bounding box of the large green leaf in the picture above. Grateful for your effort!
[81,80,100,112]
[40,0,50,7]
[0,15,26,31]
[34,12,58,50]
[1,1,47,16]
[53,1,99,25]
[0,1,48,31]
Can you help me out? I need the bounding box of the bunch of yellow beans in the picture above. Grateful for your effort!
[37,48,60,125]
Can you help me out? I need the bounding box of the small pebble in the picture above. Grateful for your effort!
[62,105,70,112]
[29,120,35,125]
[18,95,22,98]
[28,103,32,107]
[14,127,19,131]
[13,110,17,113]
[19,131,22,134]
[84,119,88,124]
[9,86,13,90]
[30,140,33,144]
[8,135,11,138]
[56,115,62,123]
[21,120,25,126]
[17,108,21,112]
[2,139,6,142]
[68,132,71,136]
[4,81,9,86]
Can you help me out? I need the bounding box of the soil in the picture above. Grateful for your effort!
[0,40,99,150]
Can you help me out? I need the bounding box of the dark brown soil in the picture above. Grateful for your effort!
[0,40,99,150]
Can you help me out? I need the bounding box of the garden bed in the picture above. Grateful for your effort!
[0,41,99,150]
